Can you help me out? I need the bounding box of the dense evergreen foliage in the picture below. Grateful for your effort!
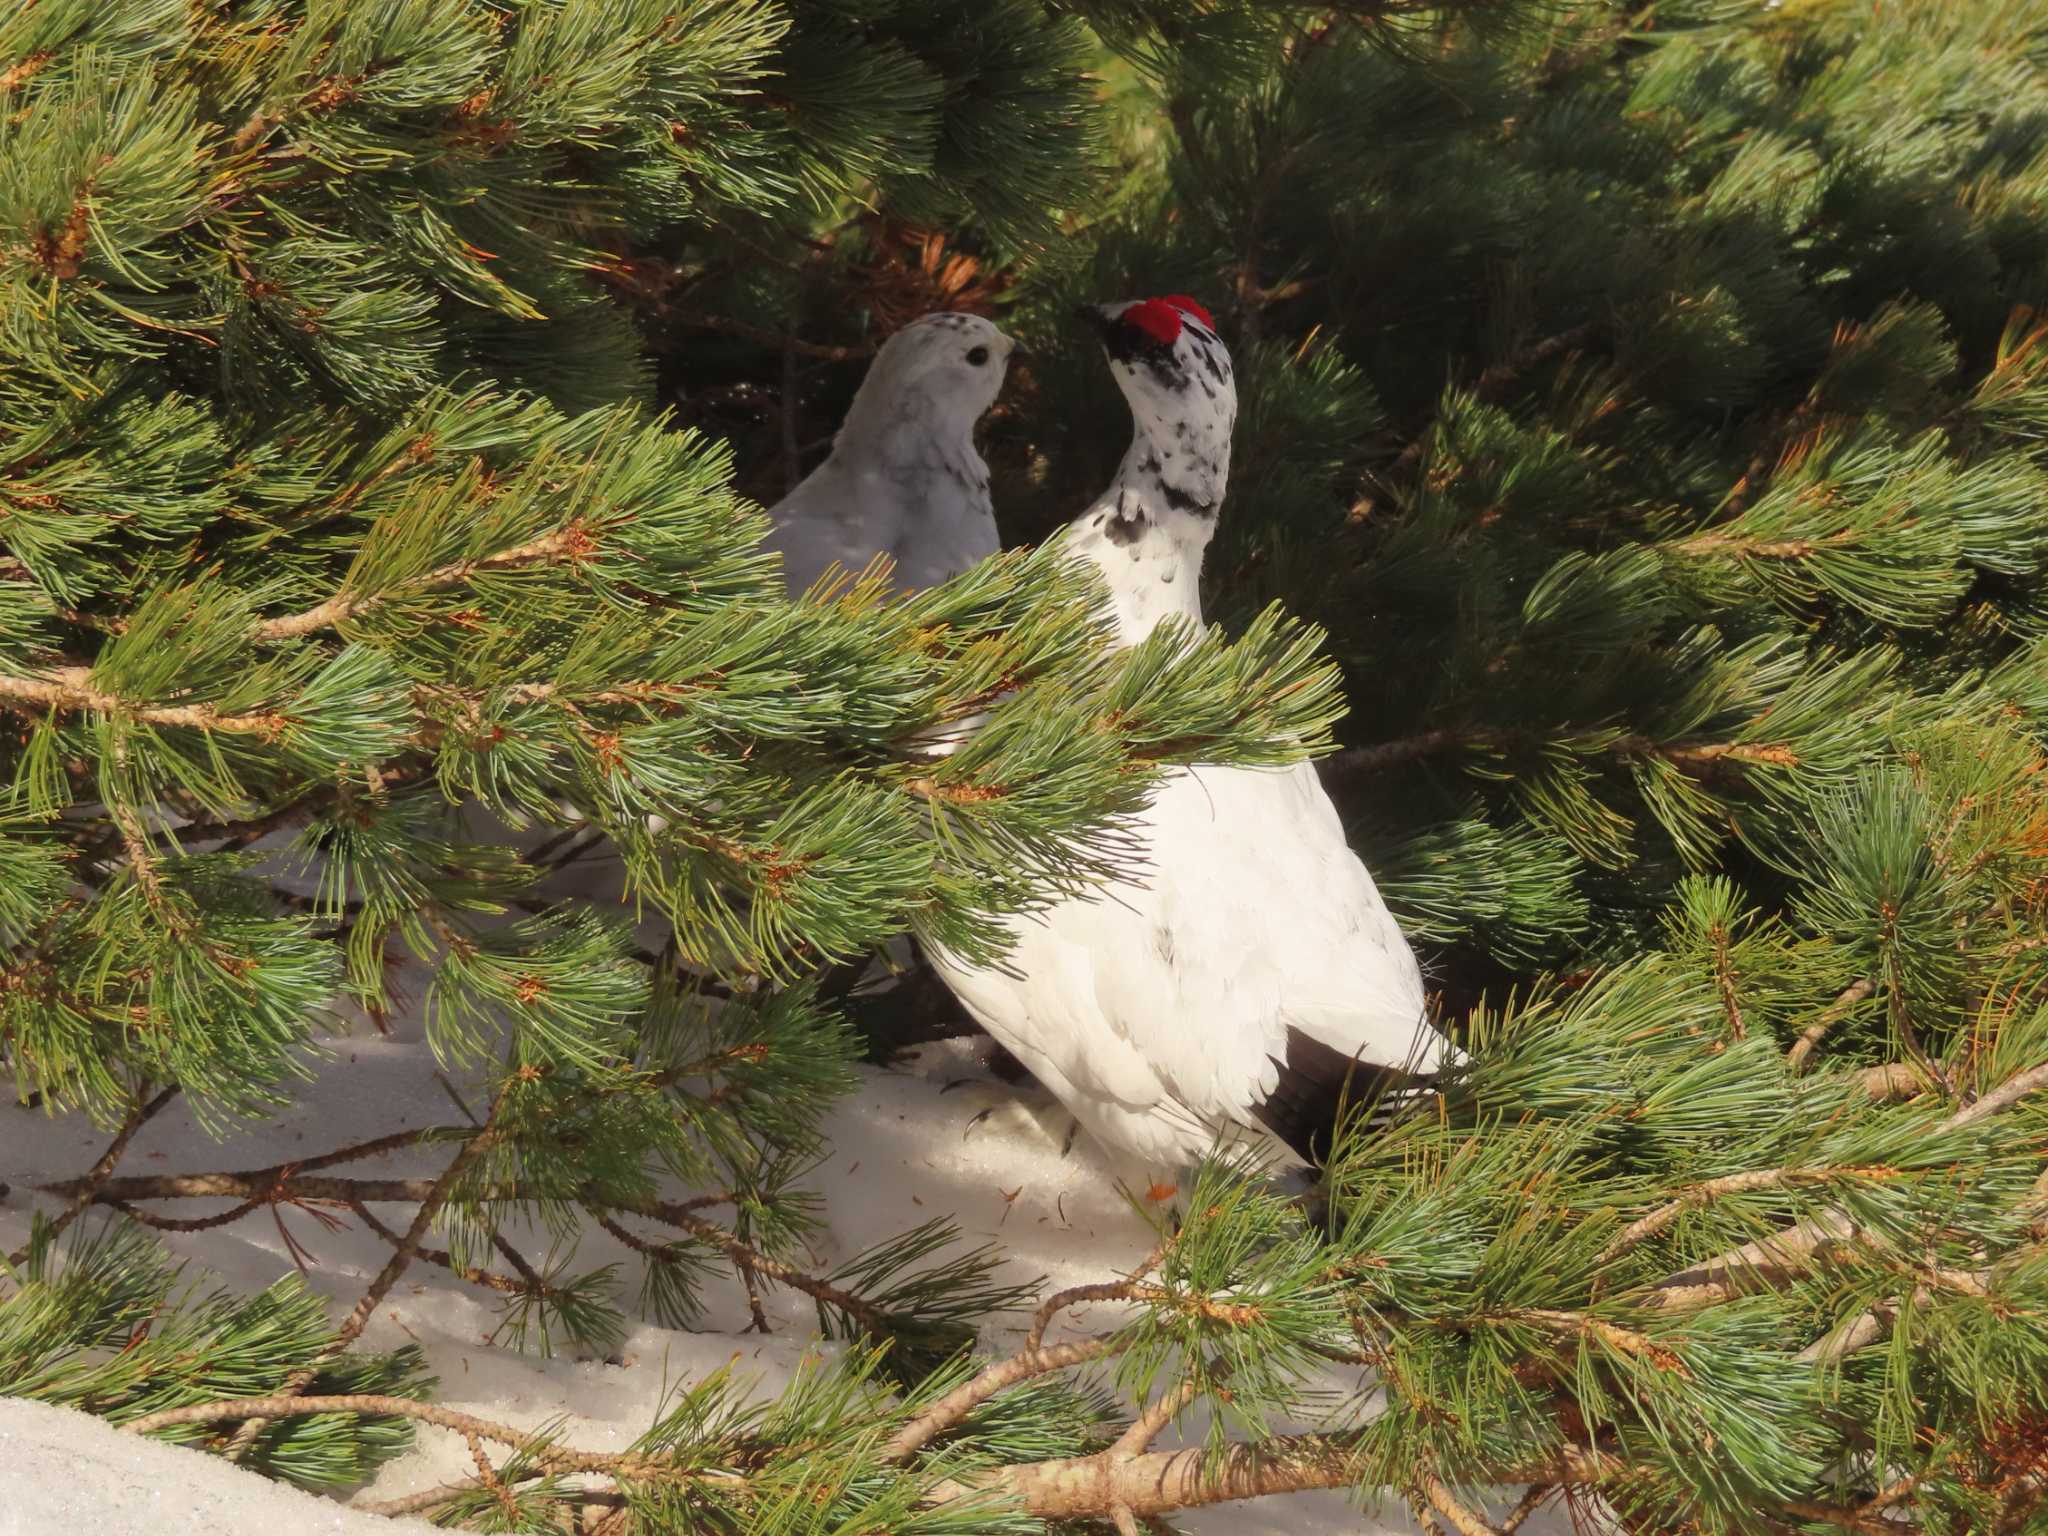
[8,3,2048,1532]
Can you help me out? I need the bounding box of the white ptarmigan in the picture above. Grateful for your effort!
[763,311,1018,594]
[926,295,1447,1189]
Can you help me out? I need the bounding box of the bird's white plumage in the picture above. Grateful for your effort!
[935,757,1432,1171]
[762,311,1015,595]
[925,297,1446,1181]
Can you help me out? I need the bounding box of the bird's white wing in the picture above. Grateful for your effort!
[934,759,1436,1168]
[761,458,905,595]
[1111,760,1434,1152]
[764,455,999,596]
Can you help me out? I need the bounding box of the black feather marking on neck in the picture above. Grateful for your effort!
[1157,478,1214,516]
[1152,355,1193,392]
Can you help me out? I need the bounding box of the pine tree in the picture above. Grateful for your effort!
[10,3,2048,1534]
[0,0,1344,1499]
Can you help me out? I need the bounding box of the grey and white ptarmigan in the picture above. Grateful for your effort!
[926,295,1448,1194]
[633,313,1013,862]
[763,311,1017,594]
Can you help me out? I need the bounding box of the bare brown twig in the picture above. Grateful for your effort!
[602,1206,886,1337]
[223,1084,513,1459]
[349,1199,545,1300]
[5,1083,179,1268]
[1499,1483,1555,1534]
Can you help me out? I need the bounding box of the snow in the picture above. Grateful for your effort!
[0,838,1571,1535]
[0,1395,439,1536]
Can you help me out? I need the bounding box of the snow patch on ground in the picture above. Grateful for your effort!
[0,837,1572,1533]
[0,1395,440,1536]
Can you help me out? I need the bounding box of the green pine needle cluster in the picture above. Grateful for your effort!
[1,1217,429,1487]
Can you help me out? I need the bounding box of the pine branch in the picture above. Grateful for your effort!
[884,1336,1128,1462]
[358,1472,550,1520]
[1788,978,1877,1072]
[1597,1166,1903,1264]
[120,1393,1636,1528]
[1508,1309,1690,1372]
[1720,400,1825,521]
[464,1428,520,1524]
[1364,323,1601,498]
[350,1200,549,1301]
[42,1167,714,1212]
[1423,1476,1506,1536]
[1648,1059,2048,1310]
[885,1244,1169,1462]
[1498,1484,1554,1534]
[1321,729,1468,782]
[0,667,290,737]
[121,1393,704,1482]
[605,1207,888,1337]
[111,797,168,912]
[253,524,601,643]
[327,1092,511,1355]
[924,1436,1627,1523]
[223,1085,512,1459]
[170,792,331,852]
[1858,1062,1932,1101]
[1796,1288,1930,1365]
[1321,726,1800,791]
[1110,1369,1208,1459]
[1948,1060,2048,1127]
[163,764,425,851]
[1780,1495,1916,1534]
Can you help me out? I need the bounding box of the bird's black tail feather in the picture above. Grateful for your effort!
[1250,1022,1442,1166]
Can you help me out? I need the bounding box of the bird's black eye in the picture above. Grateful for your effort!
[965,345,990,366]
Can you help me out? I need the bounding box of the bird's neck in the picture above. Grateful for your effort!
[835,388,988,494]
[1066,429,1227,645]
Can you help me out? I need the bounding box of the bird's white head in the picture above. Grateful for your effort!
[1082,295,1235,518]
[839,311,1018,450]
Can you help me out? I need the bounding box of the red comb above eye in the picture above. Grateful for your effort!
[1120,298,1184,345]
[1160,294,1214,329]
